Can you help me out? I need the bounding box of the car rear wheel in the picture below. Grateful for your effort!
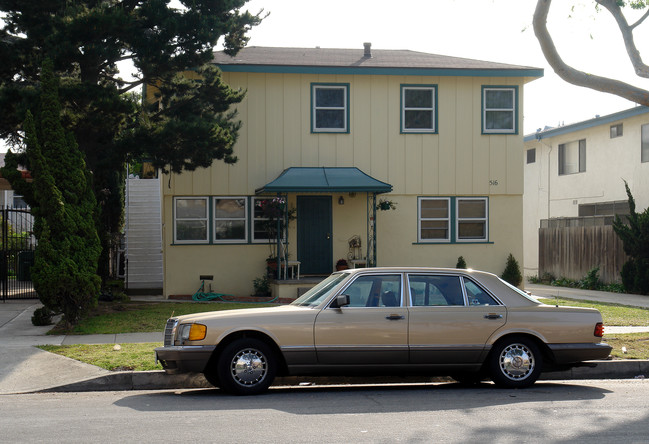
[489,337,542,389]
[216,338,276,395]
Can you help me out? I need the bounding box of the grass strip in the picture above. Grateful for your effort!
[537,297,649,326]
[50,301,273,335]
[38,343,163,371]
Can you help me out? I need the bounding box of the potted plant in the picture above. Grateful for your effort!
[376,198,397,211]
[336,258,349,271]
[256,197,296,276]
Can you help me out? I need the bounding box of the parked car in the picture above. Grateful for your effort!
[155,267,611,395]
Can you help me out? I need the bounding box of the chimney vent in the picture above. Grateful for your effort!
[363,42,372,58]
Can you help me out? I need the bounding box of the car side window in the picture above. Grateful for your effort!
[341,275,401,307]
[463,277,499,306]
[408,275,465,306]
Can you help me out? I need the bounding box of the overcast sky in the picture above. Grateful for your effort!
[3,0,647,152]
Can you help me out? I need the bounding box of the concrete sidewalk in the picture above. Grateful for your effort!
[1,290,649,395]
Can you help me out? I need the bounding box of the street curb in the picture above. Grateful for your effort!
[31,359,649,393]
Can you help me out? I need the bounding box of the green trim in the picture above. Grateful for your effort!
[481,85,519,135]
[311,83,350,133]
[218,64,543,78]
[400,84,439,134]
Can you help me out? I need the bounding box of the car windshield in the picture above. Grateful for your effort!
[291,273,348,307]
[499,278,541,304]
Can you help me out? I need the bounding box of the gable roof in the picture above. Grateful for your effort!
[213,46,543,78]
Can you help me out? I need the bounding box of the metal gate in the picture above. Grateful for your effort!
[1,207,37,301]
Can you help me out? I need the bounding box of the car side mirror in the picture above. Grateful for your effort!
[331,294,350,308]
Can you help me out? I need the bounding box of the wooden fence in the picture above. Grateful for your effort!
[538,222,628,284]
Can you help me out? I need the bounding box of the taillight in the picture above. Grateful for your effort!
[594,322,604,337]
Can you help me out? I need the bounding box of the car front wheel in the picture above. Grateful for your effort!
[489,337,542,389]
[216,338,277,395]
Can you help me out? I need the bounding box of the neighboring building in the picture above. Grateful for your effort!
[523,105,649,279]
[154,44,543,298]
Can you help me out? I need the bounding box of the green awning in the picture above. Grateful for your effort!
[256,167,392,194]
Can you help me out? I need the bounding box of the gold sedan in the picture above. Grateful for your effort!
[155,268,611,395]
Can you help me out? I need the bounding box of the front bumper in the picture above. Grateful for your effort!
[155,345,216,374]
[548,342,613,364]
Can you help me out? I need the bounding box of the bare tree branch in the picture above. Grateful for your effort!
[596,0,649,77]
[533,0,649,107]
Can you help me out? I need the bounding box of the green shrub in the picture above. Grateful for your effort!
[501,253,522,287]
[455,256,467,269]
[32,306,54,326]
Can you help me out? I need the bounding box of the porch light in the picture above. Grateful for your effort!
[338,196,344,205]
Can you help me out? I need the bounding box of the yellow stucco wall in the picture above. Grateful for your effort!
[160,72,528,297]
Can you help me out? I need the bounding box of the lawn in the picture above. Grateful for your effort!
[49,300,276,335]
[536,297,649,326]
[38,343,163,371]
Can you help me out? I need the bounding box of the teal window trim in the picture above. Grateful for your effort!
[173,196,209,244]
[173,196,249,245]
[417,196,490,244]
[417,197,451,243]
[213,196,248,244]
[400,84,438,134]
[311,83,350,133]
[481,85,518,135]
[455,197,489,243]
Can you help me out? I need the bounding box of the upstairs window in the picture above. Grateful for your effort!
[312,84,349,133]
[610,123,623,138]
[401,85,437,133]
[482,86,517,134]
[526,148,536,164]
[558,139,586,175]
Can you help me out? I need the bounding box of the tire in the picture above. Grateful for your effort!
[203,370,220,388]
[216,338,277,395]
[489,336,543,389]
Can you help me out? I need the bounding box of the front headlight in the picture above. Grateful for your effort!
[179,323,207,341]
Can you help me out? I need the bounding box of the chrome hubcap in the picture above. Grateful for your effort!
[231,348,267,386]
[499,343,534,380]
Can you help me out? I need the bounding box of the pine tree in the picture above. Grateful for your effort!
[26,59,101,325]
[501,253,523,287]
[613,181,649,294]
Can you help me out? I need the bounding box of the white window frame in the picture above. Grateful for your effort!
[174,197,209,244]
[312,84,348,133]
[482,86,517,134]
[212,197,248,243]
[455,197,488,242]
[401,85,437,133]
[418,197,451,243]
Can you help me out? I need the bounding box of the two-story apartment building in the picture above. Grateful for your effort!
[157,44,542,298]
[523,105,649,278]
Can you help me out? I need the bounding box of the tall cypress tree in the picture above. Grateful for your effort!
[26,59,101,325]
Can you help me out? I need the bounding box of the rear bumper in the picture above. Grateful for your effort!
[155,345,216,374]
[548,342,612,364]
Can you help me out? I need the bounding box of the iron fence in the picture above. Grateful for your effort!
[1,207,37,301]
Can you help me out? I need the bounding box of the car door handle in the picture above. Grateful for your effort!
[386,314,405,320]
[484,314,503,319]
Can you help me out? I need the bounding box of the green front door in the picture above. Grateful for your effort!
[297,196,332,275]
